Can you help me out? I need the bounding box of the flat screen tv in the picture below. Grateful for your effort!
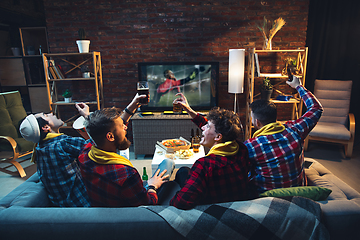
[138,62,219,112]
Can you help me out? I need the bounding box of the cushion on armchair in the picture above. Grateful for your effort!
[0,91,34,152]
[310,122,351,140]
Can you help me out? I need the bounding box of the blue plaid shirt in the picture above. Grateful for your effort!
[244,86,323,193]
[35,135,91,207]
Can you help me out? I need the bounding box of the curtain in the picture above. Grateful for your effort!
[306,0,360,140]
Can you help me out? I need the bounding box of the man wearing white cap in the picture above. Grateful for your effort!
[19,103,92,207]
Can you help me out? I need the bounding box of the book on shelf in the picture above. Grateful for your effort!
[254,53,260,77]
[49,60,60,79]
[56,64,66,78]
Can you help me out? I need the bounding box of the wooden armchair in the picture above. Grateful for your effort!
[0,91,34,177]
[304,80,355,157]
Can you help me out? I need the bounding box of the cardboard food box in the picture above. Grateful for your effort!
[157,137,190,153]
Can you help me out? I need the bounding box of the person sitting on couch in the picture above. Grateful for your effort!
[244,76,323,193]
[78,105,175,207]
[19,103,92,207]
[169,93,257,210]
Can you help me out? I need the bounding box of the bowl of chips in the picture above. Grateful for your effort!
[175,149,194,159]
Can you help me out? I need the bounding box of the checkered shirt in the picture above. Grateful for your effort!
[244,85,323,193]
[170,114,256,210]
[35,135,91,207]
[78,141,157,207]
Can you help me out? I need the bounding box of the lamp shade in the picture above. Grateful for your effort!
[228,49,245,94]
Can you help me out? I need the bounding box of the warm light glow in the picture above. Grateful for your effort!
[228,49,245,94]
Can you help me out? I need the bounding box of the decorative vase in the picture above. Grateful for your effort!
[64,97,72,103]
[82,72,90,78]
[263,38,272,50]
[11,47,21,56]
[261,89,273,101]
[76,40,90,53]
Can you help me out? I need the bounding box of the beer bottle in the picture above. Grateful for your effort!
[142,167,148,181]
[190,129,194,148]
[196,128,201,139]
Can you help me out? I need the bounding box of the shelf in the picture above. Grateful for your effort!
[51,101,98,105]
[255,49,307,53]
[45,52,95,57]
[270,98,300,104]
[256,74,303,78]
[245,47,308,139]
[43,52,103,120]
[48,77,96,81]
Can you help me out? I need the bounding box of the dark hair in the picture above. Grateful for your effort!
[206,107,242,142]
[36,116,49,142]
[84,107,122,146]
[249,99,277,125]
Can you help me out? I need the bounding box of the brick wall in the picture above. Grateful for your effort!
[43,0,309,138]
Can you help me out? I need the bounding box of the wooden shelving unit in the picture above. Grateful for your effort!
[42,52,103,124]
[245,48,308,139]
[0,27,49,113]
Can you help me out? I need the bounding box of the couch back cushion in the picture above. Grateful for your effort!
[314,80,352,125]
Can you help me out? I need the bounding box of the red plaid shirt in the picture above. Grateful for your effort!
[78,142,157,207]
[244,85,323,193]
[170,114,256,210]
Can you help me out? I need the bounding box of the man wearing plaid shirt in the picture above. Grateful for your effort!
[19,103,92,207]
[244,76,323,193]
[169,93,256,210]
[78,94,174,207]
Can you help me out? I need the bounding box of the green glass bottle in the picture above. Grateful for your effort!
[142,167,148,181]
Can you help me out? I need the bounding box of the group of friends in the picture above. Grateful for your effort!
[19,76,323,210]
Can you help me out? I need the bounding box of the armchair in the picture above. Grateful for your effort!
[0,91,34,177]
[304,80,355,157]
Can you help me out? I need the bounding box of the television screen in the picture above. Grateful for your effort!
[138,62,219,112]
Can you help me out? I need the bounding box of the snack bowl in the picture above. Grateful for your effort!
[175,149,194,159]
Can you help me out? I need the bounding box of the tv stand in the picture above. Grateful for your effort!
[131,112,203,158]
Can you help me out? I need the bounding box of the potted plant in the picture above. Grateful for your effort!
[81,65,90,78]
[76,28,90,53]
[260,77,273,101]
[62,89,73,103]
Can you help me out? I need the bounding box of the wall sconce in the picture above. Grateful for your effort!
[228,49,245,113]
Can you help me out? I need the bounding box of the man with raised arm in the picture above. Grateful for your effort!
[169,93,256,210]
[244,76,323,193]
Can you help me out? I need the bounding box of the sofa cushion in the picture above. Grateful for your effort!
[0,173,50,208]
[259,186,332,201]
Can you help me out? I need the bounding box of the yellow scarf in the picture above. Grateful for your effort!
[31,133,64,163]
[252,122,285,138]
[206,140,239,157]
[88,145,134,167]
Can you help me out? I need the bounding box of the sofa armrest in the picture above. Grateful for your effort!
[0,207,185,240]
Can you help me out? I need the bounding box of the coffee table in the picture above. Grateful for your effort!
[151,145,205,175]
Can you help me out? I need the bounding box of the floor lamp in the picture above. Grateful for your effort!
[228,49,245,113]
